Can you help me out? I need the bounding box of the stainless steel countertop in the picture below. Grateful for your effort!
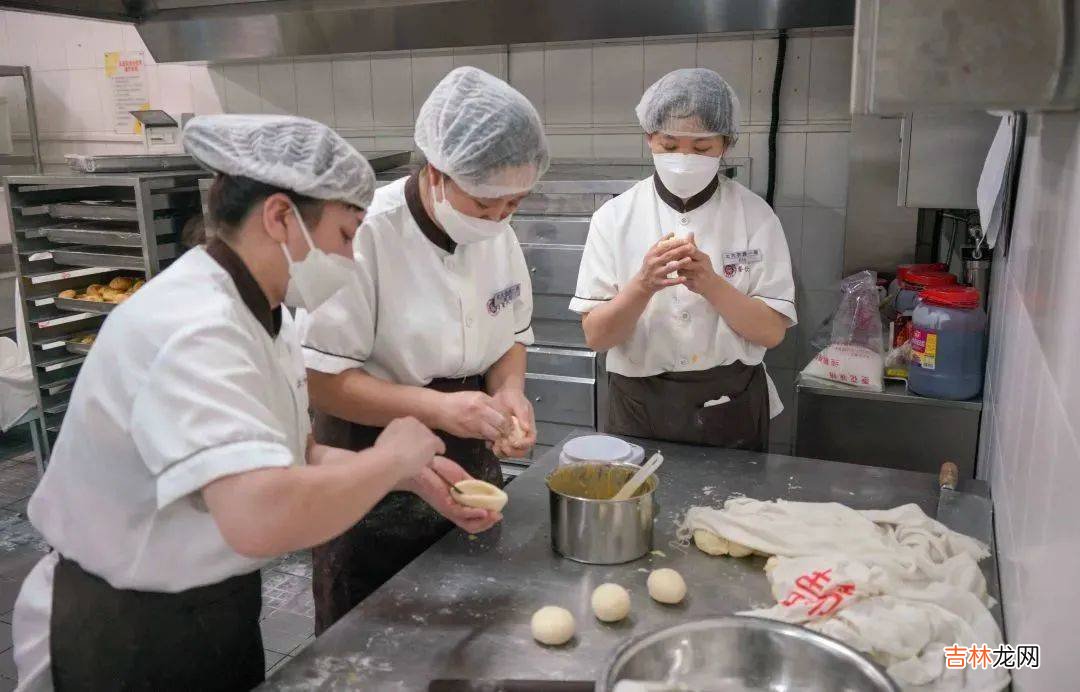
[262,434,999,690]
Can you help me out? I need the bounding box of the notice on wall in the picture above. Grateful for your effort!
[104,51,149,135]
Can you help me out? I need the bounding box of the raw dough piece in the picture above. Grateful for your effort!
[591,583,630,622]
[451,479,508,512]
[531,606,575,645]
[647,568,686,604]
[693,529,730,556]
[727,541,753,558]
[692,529,754,558]
[493,415,529,457]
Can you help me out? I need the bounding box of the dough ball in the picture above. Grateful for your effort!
[764,556,780,575]
[591,583,630,623]
[531,606,575,645]
[109,277,133,291]
[647,568,686,605]
[451,479,508,512]
[693,529,730,556]
[85,284,105,297]
[506,415,528,447]
[58,289,76,299]
[726,541,753,558]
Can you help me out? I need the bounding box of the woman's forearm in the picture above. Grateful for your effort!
[203,445,405,558]
[701,276,787,348]
[307,368,445,429]
[581,279,653,352]
[485,343,526,394]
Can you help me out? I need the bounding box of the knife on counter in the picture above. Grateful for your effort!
[936,461,994,545]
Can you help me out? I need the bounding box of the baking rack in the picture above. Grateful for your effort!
[3,169,211,463]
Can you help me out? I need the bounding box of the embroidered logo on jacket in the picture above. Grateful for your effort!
[487,283,521,315]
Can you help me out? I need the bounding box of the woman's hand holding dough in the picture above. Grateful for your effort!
[633,233,695,294]
[400,456,503,534]
[437,391,507,442]
[677,233,723,296]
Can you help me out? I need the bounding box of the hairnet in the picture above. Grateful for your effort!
[635,68,740,143]
[415,67,550,199]
[183,114,376,210]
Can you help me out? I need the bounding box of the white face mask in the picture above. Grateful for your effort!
[652,152,722,199]
[432,180,511,245]
[281,202,355,311]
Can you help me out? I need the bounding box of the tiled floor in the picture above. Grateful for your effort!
[0,450,318,687]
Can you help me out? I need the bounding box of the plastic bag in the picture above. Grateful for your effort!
[800,271,885,391]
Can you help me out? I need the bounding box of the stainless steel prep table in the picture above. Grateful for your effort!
[262,435,999,690]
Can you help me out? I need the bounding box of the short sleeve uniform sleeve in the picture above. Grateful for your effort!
[508,236,535,346]
[131,319,296,510]
[569,211,619,314]
[300,228,378,374]
[747,213,798,327]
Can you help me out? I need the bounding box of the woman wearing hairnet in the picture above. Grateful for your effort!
[571,68,796,451]
[300,67,549,632]
[11,115,475,690]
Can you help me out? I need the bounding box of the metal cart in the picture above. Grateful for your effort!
[3,169,211,463]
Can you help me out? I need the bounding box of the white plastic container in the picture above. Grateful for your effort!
[560,435,645,467]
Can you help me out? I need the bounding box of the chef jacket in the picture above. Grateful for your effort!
[570,175,797,416]
[300,174,534,385]
[13,241,310,688]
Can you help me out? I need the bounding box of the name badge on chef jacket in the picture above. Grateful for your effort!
[721,249,763,277]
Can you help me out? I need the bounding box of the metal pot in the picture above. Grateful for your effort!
[597,616,899,692]
[547,462,656,564]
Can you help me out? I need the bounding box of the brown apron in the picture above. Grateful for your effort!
[311,375,503,635]
[607,362,770,451]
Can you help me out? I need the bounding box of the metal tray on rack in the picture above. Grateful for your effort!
[54,297,117,315]
[65,339,94,355]
[66,153,200,173]
[48,201,140,221]
[44,219,173,247]
[51,244,177,270]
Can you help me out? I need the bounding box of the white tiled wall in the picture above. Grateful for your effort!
[0,9,855,454]
[978,111,1080,689]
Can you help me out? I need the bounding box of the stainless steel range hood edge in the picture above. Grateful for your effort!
[129,0,854,64]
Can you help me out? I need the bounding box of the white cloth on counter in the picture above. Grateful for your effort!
[678,498,1007,691]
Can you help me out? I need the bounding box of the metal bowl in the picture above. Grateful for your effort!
[547,462,657,564]
[598,616,898,692]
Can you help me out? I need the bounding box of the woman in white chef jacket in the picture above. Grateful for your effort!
[571,69,797,451]
[12,115,497,691]
[299,67,548,632]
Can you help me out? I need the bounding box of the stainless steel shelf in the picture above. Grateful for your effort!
[795,375,983,412]
[48,201,140,221]
[51,244,177,270]
[44,219,173,247]
[54,297,118,315]
[65,340,93,356]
